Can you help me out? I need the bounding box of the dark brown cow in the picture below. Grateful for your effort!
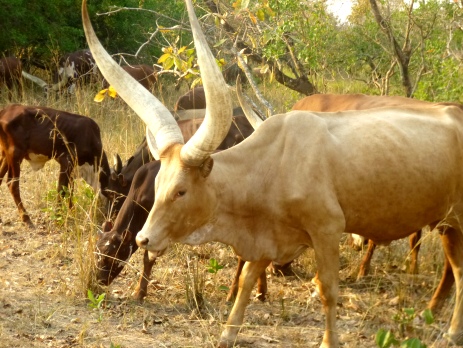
[49,49,98,94]
[0,104,111,226]
[96,114,255,300]
[0,57,22,100]
[174,86,206,111]
[102,64,157,92]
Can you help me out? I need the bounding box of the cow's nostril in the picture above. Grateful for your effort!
[137,237,149,247]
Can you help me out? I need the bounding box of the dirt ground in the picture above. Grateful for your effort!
[0,160,459,348]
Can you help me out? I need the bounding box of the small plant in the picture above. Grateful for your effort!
[207,258,224,274]
[87,289,106,322]
[207,258,229,292]
[375,308,434,348]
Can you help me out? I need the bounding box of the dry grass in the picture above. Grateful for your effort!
[0,82,457,348]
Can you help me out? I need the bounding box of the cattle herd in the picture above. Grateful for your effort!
[1,0,463,346]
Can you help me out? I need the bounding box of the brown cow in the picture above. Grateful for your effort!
[0,104,111,226]
[102,64,157,92]
[174,86,206,111]
[85,0,463,345]
[0,57,22,100]
[97,114,255,301]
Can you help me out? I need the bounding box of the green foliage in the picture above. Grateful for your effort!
[87,289,106,309]
[375,308,434,348]
[87,289,106,322]
[207,258,224,274]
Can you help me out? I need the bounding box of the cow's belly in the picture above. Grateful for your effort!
[26,153,50,171]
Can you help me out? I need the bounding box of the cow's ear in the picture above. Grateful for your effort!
[118,174,127,187]
[199,157,213,178]
[121,230,132,245]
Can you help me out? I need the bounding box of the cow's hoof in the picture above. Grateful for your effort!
[132,290,146,303]
[216,340,230,348]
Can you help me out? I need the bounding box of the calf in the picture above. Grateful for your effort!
[0,57,22,100]
[0,104,110,226]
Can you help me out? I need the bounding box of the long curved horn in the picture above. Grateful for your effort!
[21,71,48,89]
[81,0,183,155]
[235,76,263,129]
[180,0,233,166]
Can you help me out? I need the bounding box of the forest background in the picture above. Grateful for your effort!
[2,0,463,106]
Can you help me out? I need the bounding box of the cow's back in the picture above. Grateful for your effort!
[292,93,432,112]
[218,106,463,244]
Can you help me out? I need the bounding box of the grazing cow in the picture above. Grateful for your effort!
[98,114,255,301]
[174,86,206,111]
[0,104,110,226]
[49,49,98,94]
[84,1,463,347]
[102,64,158,92]
[0,57,22,100]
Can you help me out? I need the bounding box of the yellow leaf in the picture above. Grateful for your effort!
[93,89,108,103]
[108,86,118,98]
[249,12,257,25]
[161,47,173,54]
[158,53,171,64]
[178,46,187,54]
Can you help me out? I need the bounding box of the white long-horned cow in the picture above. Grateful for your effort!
[83,1,463,347]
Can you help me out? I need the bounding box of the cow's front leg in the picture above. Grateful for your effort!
[439,227,463,345]
[312,232,341,348]
[219,259,270,348]
[133,250,157,302]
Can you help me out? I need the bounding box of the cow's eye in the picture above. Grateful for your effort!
[175,190,186,199]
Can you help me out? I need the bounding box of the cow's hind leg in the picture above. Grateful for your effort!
[428,254,454,312]
[357,240,376,279]
[57,156,74,206]
[408,230,422,274]
[133,250,157,302]
[219,259,270,348]
[439,226,463,345]
[227,257,268,302]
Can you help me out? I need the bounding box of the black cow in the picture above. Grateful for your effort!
[49,49,98,94]
[0,57,22,100]
[0,104,110,226]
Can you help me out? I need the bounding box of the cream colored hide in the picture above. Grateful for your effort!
[291,93,453,262]
[82,1,463,347]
